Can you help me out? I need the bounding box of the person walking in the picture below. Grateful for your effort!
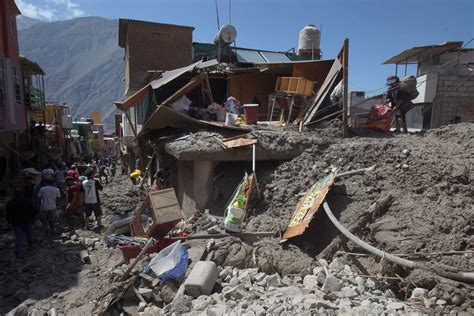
[65,176,80,227]
[6,189,35,258]
[37,179,61,235]
[81,169,103,229]
[386,75,414,133]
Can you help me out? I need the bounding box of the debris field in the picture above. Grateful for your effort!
[1,122,473,315]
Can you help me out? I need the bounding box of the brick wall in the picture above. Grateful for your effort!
[418,50,474,127]
[125,22,193,95]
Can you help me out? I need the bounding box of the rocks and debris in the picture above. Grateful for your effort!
[1,123,473,315]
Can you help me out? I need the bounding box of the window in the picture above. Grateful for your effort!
[260,51,291,63]
[9,17,16,38]
[234,49,266,63]
[12,66,21,104]
[152,32,170,40]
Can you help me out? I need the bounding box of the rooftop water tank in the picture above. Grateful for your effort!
[298,24,320,53]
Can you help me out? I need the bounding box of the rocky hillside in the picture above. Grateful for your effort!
[18,16,124,130]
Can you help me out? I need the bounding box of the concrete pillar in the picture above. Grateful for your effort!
[175,160,215,219]
[193,160,215,212]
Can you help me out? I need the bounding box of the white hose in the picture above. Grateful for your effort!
[323,202,474,284]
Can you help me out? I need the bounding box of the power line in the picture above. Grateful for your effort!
[215,0,220,30]
[229,0,232,25]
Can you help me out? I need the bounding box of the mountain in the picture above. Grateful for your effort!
[18,16,124,130]
[17,16,43,31]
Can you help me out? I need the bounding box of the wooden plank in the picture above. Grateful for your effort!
[302,59,342,125]
[203,72,214,104]
[161,73,204,107]
[342,38,349,138]
[223,137,257,148]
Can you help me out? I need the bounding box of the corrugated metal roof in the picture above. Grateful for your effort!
[20,56,45,75]
[119,18,194,47]
[382,41,463,64]
[149,59,218,90]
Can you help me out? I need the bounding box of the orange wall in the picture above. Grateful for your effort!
[0,0,20,61]
[292,60,333,92]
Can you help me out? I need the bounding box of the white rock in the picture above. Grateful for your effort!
[365,278,376,289]
[138,302,146,313]
[312,267,323,276]
[248,304,265,316]
[402,149,410,155]
[192,295,214,311]
[238,270,252,288]
[386,302,405,310]
[138,287,153,299]
[253,272,266,283]
[436,299,447,306]
[402,164,409,170]
[303,275,319,289]
[223,284,246,300]
[423,298,434,309]
[410,288,428,300]
[318,259,329,267]
[265,273,282,288]
[354,276,365,285]
[321,274,343,293]
[229,277,240,287]
[336,286,358,298]
[206,304,228,316]
[329,258,346,273]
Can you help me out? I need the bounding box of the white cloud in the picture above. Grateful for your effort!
[17,0,57,21]
[17,0,86,21]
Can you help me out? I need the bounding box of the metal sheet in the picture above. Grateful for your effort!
[150,59,218,90]
[282,169,336,241]
[382,42,463,65]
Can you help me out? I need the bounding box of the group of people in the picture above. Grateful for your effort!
[5,157,117,258]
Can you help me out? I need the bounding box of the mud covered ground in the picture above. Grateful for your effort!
[0,175,138,315]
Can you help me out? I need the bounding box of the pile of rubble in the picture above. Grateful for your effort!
[144,257,468,315]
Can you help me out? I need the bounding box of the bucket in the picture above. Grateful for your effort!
[216,108,226,122]
[243,104,259,125]
[224,207,246,232]
[225,113,238,126]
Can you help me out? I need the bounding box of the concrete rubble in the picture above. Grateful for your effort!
[1,123,473,315]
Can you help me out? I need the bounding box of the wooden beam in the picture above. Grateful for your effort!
[203,72,214,104]
[161,73,204,107]
[342,38,349,138]
[117,84,151,111]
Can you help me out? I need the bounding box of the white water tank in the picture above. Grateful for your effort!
[298,24,321,52]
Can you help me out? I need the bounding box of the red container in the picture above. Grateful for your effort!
[243,104,259,125]
[116,237,180,261]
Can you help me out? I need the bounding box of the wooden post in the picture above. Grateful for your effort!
[342,38,349,138]
[204,72,214,104]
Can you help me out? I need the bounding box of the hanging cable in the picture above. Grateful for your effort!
[215,0,220,30]
[229,0,232,24]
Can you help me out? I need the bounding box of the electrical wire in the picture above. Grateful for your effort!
[215,0,220,30]
[229,0,232,25]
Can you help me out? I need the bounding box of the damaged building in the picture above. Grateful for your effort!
[115,19,349,216]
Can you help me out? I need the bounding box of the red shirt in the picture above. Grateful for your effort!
[67,183,80,202]
[66,169,79,181]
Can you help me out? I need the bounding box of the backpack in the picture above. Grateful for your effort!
[399,76,419,100]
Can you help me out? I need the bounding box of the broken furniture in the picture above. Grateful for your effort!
[275,76,314,96]
[267,92,308,124]
[130,188,183,240]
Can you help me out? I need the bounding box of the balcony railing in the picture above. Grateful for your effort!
[25,86,46,110]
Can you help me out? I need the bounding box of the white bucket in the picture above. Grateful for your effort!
[224,207,246,232]
[225,113,238,126]
[216,108,226,122]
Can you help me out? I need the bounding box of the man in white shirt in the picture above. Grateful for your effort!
[81,169,103,229]
[37,179,61,234]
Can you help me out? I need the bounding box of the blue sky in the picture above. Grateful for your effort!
[16,0,473,94]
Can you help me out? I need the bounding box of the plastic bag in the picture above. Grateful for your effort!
[147,240,188,284]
